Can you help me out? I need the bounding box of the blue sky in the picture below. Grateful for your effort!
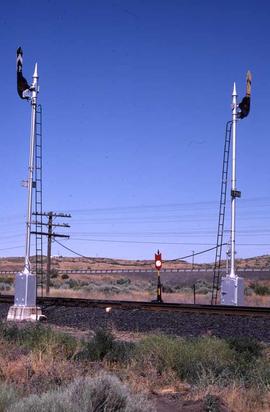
[1,0,270,262]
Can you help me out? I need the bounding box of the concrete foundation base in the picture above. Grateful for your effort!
[221,276,244,306]
[7,305,45,322]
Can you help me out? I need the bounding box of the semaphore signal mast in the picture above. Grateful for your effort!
[8,48,44,321]
[220,71,252,306]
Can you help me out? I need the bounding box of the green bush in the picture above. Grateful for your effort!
[50,269,58,279]
[195,286,209,295]
[10,374,154,412]
[76,328,114,361]
[134,334,270,388]
[203,394,223,412]
[116,278,131,286]
[0,276,13,285]
[0,282,11,291]
[135,335,233,382]
[162,285,175,293]
[254,284,270,296]
[226,336,262,361]
[249,282,270,296]
[106,341,135,364]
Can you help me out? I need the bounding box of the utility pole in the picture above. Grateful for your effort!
[192,250,195,270]
[32,211,71,295]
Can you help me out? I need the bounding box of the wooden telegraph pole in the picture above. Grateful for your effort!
[32,211,71,295]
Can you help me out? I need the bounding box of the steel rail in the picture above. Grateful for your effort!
[0,295,269,317]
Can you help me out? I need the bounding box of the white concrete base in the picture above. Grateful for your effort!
[221,276,244,306]
[7,306,46,322]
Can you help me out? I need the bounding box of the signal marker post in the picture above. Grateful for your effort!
[155,250,163,303]
[8,49,44,321]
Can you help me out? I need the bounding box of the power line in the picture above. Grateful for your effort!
[54,239,221,262]
[53,239,89,259]
[165,245,226,262]
[47,239,270,266]
[65,196,270,215]
[0,246,24,251]
[71,237,216,245]
[70,237,270,247]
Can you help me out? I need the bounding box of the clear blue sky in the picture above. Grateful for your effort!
[1,0,270,262]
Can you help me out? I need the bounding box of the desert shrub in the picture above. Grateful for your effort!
[0,323,77,359]
[65,279,80,289]
[133,334,270,388]
[162,285,175,293]
[10,374,154,412]
[0,383,19,412]
[203,394,223,412]
[253,284,270,296]
[76,328,114,361]
[9,391,71,412]
[180,287,193,293]
[59,283,70,289]
[195,286,209,295]
[0,276,13,284]
[76,329,135,364]
[194,280,211,295]
[61,274,69,280]
[106,341,136,364]
[66,374,153,412]
[116,278,131,286]
[196,279,211,288]
[50,269,58,279]
[249,282,270,295]
[226,336,262,361]
[174,285,182,291]
[0,282,11,291]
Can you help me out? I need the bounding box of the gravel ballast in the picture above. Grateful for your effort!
[1,303,269,342]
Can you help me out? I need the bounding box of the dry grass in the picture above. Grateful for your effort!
[187,384,270,412]
[48,287,211,303]
[0,324,269,410]
[0,340,92,395]
[47,287,270,307]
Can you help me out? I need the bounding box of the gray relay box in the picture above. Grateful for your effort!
[221,276,244,306]
[14,273,36,307]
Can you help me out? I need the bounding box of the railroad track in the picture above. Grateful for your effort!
[0,295,269,317]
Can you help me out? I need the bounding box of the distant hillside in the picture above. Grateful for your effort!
[0,254,269,272]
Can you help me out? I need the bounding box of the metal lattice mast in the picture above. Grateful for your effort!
[211,121,232,304]
[34,104,44,296]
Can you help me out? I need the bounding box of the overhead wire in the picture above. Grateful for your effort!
[54,238,222,262]
[54,239,270,265]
